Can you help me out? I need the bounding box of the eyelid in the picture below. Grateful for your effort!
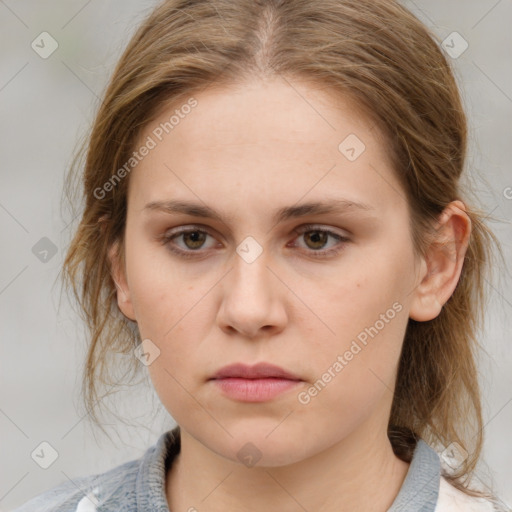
[158,224,221,255]
[162,222,350,239]
[292,223,350,238]
[288,224,350,258]
[159,223,351,259]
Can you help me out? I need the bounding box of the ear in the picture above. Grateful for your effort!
[107,240,137,322]
[409,200,471,322]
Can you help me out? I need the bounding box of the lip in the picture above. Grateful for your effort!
[210,362,301,380]
[209,363,303,402]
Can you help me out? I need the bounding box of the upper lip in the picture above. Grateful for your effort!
[210,362,302,380]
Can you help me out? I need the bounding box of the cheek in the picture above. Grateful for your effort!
[125,240,194,334]
[298,297,408,431]
[302,248,411,342]
[295,234,414,385]
[125,243,217,364]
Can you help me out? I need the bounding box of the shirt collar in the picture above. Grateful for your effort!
[136,428,440,512]
[387,439,440,511]
[136,426,180,511]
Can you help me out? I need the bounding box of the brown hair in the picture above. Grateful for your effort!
[61,0,500,497]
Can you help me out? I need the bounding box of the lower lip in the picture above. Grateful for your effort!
[211,377,301,402]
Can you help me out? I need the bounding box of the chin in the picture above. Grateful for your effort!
[212,423,317,468]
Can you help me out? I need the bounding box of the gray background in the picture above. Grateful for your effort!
[1,0,511,510]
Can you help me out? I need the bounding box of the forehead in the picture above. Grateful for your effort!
[128,77,403,216]
[155,78,381,154]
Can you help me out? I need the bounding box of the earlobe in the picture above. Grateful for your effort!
[409,289,443,322]
[107,242,137,322]
[409,257,443,321]
[409,200,471,322]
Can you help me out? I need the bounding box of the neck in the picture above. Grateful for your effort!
[166,417,410,512]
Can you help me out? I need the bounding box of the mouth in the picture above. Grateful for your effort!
[208,362,303,402]
[210,362,302,380]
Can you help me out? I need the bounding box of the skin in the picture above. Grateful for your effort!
[108,76,471,512]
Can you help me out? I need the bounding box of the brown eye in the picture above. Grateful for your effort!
[291,225,350,259]
[303,230,329,250]
[159,226,219,259]
[181,230,208,250]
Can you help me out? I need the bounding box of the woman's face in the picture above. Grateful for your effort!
[112,77,426,466]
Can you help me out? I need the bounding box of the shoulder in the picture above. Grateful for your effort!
[10,428,178,512]
[435,477,505,512]
[388,439,509,512]
[10,456,141,512]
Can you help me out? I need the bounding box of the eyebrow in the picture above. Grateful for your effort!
[143,198,376,225]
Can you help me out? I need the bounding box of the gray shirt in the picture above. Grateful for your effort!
[11,426,501,511]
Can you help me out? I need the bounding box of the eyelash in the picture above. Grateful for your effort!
[158,224,350,260]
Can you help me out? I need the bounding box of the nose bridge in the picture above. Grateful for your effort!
[230,240,275,301]
[217,238,287,336]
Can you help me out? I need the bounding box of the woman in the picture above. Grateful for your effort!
[13,0,508,510]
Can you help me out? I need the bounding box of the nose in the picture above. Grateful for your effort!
[216,245,288,339]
